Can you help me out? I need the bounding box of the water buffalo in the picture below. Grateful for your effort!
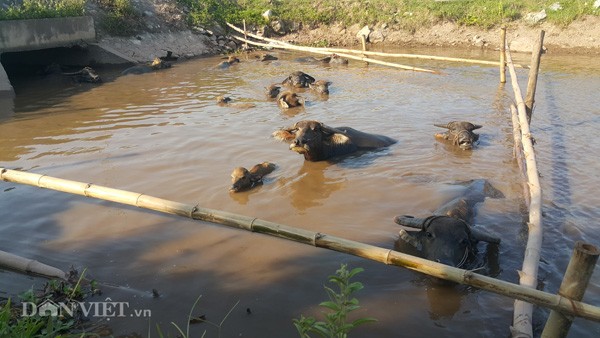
[272,120,397,161]
[230,162,277,192]
[266,84,281,99]
[434,121,482,150]
[216,95,256,109]
[295,54,349,65]
[62,66,101,83]
[217,55,240,69]
[394,179,502,268]
[42,64,101,83]
[309,80,332,95]
[121,58,171,75]
[256,53,278,61]
[282,71,315,88]
[277,91,304,108]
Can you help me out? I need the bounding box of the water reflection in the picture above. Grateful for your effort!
[277,161,345,212]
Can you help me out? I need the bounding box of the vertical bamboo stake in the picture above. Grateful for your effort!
[243,19,249,50]
[360,34,369,65]
[525,30,545,124]
[541,242,600,338]
[500,27,507,83]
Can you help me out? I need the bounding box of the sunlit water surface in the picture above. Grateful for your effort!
[1,47,599,337]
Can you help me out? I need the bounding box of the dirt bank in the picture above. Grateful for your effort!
[90,0,600,62]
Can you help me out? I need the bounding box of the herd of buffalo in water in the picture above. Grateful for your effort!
[46,50,501,272]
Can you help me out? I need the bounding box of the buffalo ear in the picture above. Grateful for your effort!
[398,229,422,251]
[272,127,296,142]
[470,124,483,130]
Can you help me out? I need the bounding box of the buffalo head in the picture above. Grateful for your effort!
[63,66,101,83]
[272,120,396,161]
[434,121,482,150]
[266,84,281,99]
[282,71,315,88]
[309,80,332,95]
[277,91,304,108]
[230,162,276,192]
[394,215,500,268]
[151,57,172,70]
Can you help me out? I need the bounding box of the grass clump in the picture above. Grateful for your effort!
[0,268,103,337]
[0,0,84,20]
[293,264,376,338]
[95,0,143,36]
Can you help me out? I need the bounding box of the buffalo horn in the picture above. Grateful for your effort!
[471,228,501,244]
[393,215,426,229]
[433,123,451,129]
[470,124,483,130]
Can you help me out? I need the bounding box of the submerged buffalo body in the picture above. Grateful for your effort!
[230,162,276,192]
[394,179,503,268]
[273,120,396,161]
[122,58,172,75]
[434,121,482,150]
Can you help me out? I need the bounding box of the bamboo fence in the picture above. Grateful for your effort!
[2,167,600,323]
[505,41,545,338]
[226,22,527,69]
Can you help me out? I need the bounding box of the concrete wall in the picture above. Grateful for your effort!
[0,16,96,53]
[0,61,14,98]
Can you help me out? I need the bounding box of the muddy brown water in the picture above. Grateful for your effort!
[1,47,599,337]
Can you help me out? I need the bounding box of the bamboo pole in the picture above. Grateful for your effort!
[542,242,600,337]
[506,45,544,338]
[360,34,369,65]
[500,27,507,83]
[226,22,527,68]
[242,19,249,50]
[0,249,66,280]
[2,167,600,323]
[525,30,545,124]
[510,104,531,208]
[231,35,440,74]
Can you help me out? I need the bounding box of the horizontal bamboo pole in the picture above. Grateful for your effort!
[506,44,545,338]
[226,22,527,68]
[232,35,439,74]
[0,249,66,280]
[2,167,600,322]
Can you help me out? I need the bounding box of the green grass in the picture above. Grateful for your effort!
[182,0,599,30]
[0,0,84,20]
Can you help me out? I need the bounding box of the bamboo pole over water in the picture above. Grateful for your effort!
[542,242,600,337]
[0,249,66,280]
[525,30,545,124]
[226,22,526,68]
[500,27,507,83]
[231,35,440,74]
[2,167,600,323]
[506,44,544,338]
[510,105,531,208]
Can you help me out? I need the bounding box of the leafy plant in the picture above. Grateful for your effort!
[293,264,376,338]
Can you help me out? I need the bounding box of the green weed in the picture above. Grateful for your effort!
[293,264,376,338]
